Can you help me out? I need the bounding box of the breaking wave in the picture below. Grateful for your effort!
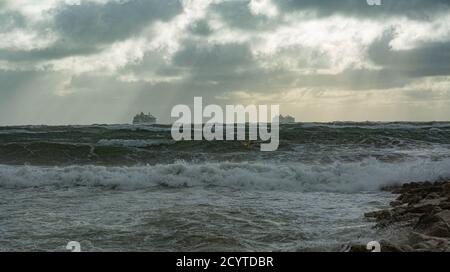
[1,158,450,192]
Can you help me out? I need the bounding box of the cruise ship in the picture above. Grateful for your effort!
[278,115,296,124]
[132,112,157,125]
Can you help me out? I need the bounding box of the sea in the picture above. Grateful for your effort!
[1,122,450,251]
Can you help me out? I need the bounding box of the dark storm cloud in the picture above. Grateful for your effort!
[170,42,296,92]
[53,0,183,45]
[209,0,450,32]
[120,41,297,98]
[368,32,450,77]
[0,42,100,62]
[0,11,26,32]
[120,50,185,78]
[0,0,183,63]
[210,0,277,30]
[188,20,213,36]
[173,42,255,74]
[0,0,182,63]
[125,39,412,93]
[170,40,411,92]
[276,0,450,19]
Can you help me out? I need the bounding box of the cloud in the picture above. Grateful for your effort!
[173,42,255,74]
[53,0,183,45]
[207,0,279,31]
[369,31,450,77]
[0,11,26,32]
[275,0,450,19]
[167,41,302,95]
[187,20,213,36]
[1,0,450,124]
[0,42,100,62]
[291,68,409,90]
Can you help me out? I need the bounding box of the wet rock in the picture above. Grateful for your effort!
[414,212,450,238]
[443,183,450,194]
[390,200,403,207]
[360,180,450,252]
[409,232,449,252]
[407,201,441,214]
[379,241,405,252]
[365,210,392,220]
[345,244,369,252]
[425,192,440,199]
[439,201,450,210]
[436,210,450,224]
[397,193,422,205]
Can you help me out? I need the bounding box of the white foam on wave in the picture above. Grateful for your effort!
[1,158,450,192]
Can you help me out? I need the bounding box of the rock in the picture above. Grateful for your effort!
[364,210,392,222]
[365,210,389,218]
[397,244,414,252]
[398,193,422,205]
[345,244,368,252]
[436,210,450,225]
[439,201,450,210]
[443,183,450,194]
[408,232,449,252]
[406,203,439,214]
[390,200,403,207]
[414,213,450,238]
[425,192,440,199]
[379,241,405,252]
[358,180,450,252]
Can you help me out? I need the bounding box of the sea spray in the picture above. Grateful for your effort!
[1,158,450,192]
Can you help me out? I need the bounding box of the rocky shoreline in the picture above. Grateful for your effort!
[349,180,450,252]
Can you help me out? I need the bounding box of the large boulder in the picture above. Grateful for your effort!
[408,232,449,252]
[442,183,450,195]
[414,210,450,238]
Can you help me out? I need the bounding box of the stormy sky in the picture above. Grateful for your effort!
[0,0,449,124]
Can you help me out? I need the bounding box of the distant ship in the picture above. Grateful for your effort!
[132,112,157,125]
[277,115,295,124]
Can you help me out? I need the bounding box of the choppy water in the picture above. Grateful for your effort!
[1,122,450,251]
